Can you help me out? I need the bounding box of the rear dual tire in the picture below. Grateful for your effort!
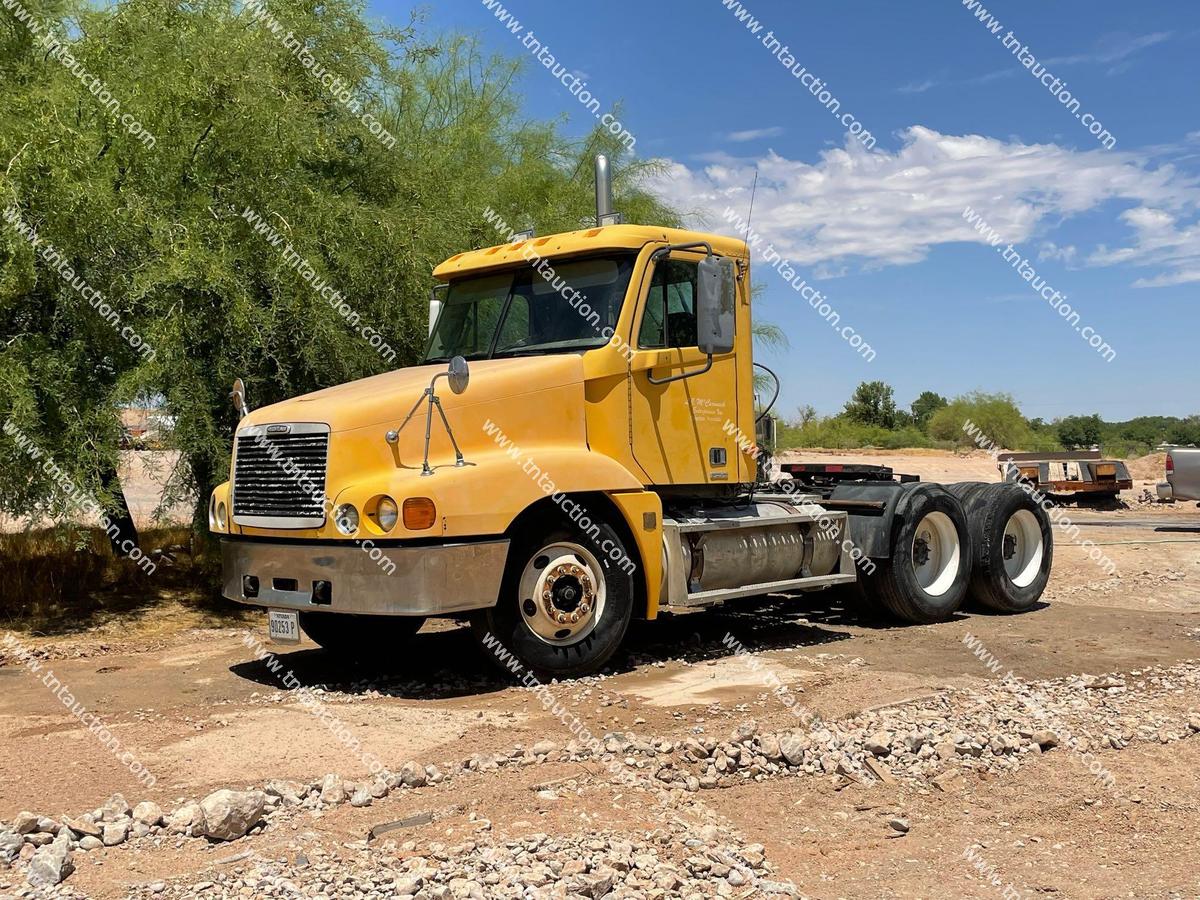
[863,485,972,624]
[948,482,1053,613]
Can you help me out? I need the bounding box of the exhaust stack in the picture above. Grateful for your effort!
[594,154,624,227]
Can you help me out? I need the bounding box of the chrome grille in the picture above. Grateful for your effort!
[232,424,330,528]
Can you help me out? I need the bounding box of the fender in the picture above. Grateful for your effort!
[830,481,958,559]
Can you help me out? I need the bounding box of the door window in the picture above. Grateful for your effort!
[638,259,698,349]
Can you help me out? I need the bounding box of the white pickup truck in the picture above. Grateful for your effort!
[1158,448,1200,502]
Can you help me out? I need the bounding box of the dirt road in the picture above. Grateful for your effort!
[1,461,1198,897]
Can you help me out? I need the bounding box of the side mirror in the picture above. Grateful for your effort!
[429,285,447,337]
[696,256,736,355]
[230,378,249,419]
[447,356,470,394]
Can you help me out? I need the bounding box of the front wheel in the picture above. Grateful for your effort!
[471,515,635,680]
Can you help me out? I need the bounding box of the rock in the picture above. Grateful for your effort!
[350,787,372,808]
[865,731,893,756]
[26,833,53,847]
[131,822,151,839]
[320,773,346,805]
[864,757,897,785]
[35,817,57,835]
[100,794,131,822]
[62,816,102,838]
[1032,730,1059,750]
[27,832,73,887]
[758,734,782,760]
[888,817,910,836]
[102,820,131,846]
[199,790,265,842]
[165,802,205,836]
[0,832,23,864]
[12,812,38,835]
[400,761,427,788]
[780,733,809,766]
[932,770,963,792]
[369,778,390,800]
[529,740,558,757]
[132,802,163,827]
[78,836,103,851]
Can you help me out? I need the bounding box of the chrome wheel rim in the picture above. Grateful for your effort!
[518,541,606,645]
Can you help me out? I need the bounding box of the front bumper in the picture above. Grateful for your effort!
[221,537,509,616]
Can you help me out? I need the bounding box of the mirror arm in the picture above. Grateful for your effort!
[646,353,713,385]
[651,241,713,262]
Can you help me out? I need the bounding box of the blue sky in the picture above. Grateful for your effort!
[375,0,1199,421]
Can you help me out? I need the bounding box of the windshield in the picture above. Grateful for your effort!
[425,253,636,362]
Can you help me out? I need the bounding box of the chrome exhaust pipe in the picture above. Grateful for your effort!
[595,154,613,225]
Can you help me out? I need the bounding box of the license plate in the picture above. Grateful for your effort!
[268,609,300,644]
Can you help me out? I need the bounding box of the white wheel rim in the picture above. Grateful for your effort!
[910,512,961,597]
[1002,508,1043,588]
[518,541,606,646]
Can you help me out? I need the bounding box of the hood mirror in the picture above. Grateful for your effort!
[231,378,249,419]
[447,356,470,394]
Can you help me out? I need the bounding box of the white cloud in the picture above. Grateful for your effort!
[726,126,785,143]
[1090,208,1200,287]
[646,127,1200,284]
[1038,242,1078,264]
[896,79,937,95]
[1043,31,1172,67]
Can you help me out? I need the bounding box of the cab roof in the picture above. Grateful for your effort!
[432,224,749,281]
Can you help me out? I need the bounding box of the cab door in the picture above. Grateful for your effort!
[629,252,741,487]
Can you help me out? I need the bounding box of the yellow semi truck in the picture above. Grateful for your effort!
[210,157,1053,677]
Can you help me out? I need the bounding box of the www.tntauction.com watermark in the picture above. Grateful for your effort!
[1,0,156,148]
[2,205,157,362]
[481,1,636,151]
[241,631,404,785]
[3,632,157,788]
[961,418,1119,577]
[480,418,637,576]
[241,206,397,364]
[961,0,1115,150]
[719,0,875,150]
[2,420,157,574]
[962,206,1114,362]
[243,0,397,150]
[963,630,1117,791]
[240,429,396,575]
[482,206,636,363]
[480,630,800,896]
[962,843,1027,899]
[722,206,875,362]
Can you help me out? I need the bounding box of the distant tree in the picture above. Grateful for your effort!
[1056,414,1104,449]
[1167,416,1200,446]
[910,391,948,430]
[928,392,1037,450]
[843,381,897,429]
[795,404,818,427]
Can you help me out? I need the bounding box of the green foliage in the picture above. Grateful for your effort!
[0,0,679,535]
[910,390,948,430]
[928,392,1053,451]
[1056,414,1103,449]
[842,380,897,429]
[777,416,935,451]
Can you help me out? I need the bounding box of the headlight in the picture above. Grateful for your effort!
[216,502,227,530]
[377,496,398,532]
[334,504,359,535]
[209,495,217,529]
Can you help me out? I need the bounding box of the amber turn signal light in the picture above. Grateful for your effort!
[402,497,437,530]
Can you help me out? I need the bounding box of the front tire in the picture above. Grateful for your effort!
[865,486,971,624]
[471,514,635,680]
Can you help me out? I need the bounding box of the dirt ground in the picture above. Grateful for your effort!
[1,450,1198,898]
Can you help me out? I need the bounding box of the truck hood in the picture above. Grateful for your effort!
[240,355,587,434]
